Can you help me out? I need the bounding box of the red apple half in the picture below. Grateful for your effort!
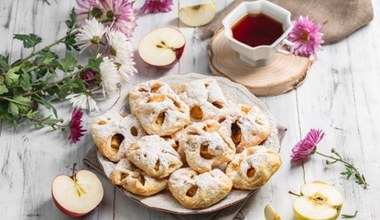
[52,170,104,217]
[138,27,186,68]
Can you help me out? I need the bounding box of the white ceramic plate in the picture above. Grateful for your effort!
[97,73,280,215]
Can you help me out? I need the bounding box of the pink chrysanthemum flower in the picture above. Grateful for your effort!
[68,108,86,143]
[291,129,325,162]
[140,0,173,14]
[75,0,98,25]
[98,0,138,39]
[288,16,324,57]
[75,0,138,39]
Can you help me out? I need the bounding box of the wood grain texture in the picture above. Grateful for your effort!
[0,0,379,219]
[209,28,312,96]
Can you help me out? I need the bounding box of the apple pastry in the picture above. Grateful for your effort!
[126,135,183,179]
[175,78,228,121]
[168,168,232,209]
[179,119,235,173]
[217,104,271,152]
[129,80,190,136]
[226,146,281,190]
[91,110,145,162]
[111,158,168,196]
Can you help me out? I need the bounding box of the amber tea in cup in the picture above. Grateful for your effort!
[232,13,284,47]
[222,1,294,65]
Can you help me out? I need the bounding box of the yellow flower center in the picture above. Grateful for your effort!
[300,31,309,42]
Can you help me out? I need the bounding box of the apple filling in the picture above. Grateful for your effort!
[130,127,138,136]
[98,120,107,125]
[241,105,251,115]
[247,167,256,178]
[190,106,203,120]
[151,83,161,93]
[212,101,224,109]
[200,142,213,159]
[231,121,242,146]
[203,122,219,132]
[154,160,161,171]
[137,174,145,186]
[155,112,165,126]
[148,94,166,103]
[186,185,198,197]
[218,116,226,123]
[111,134,125,153]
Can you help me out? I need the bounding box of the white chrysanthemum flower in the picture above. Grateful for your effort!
[99,57,121,96]
[117,63,137,83]
[107,30,135,64]
[75,18,106,52]
[66,93,99,112]
[107,30,137,83]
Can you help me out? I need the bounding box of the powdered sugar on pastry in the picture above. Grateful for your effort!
[91,110,145,162]
[168,168,232,209]
[174,78,228,121]
[126,135,183,178]
[226,146,281,190]
[129,80,190,136]
[111,158,167,196]
[217,104,271,152]
[179,120,235,173]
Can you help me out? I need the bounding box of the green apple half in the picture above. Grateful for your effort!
[265,204,282,220]
[178,3,217,27]
[293,181,343,220]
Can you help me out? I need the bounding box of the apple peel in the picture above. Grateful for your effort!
[52,168,104,217]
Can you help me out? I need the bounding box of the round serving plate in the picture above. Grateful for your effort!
[97,73,280,215]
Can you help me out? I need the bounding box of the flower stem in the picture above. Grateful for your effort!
[21,66,90,97]
[11,30,78,67]
[315,150,368,189]
[0,96,30,106]
[314,151,351,166]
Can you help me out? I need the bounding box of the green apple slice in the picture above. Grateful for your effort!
[293,181,343,220]
[265,204,282,220]
[178,3,217,27]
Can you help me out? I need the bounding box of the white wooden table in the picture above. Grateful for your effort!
[1,0,380,219]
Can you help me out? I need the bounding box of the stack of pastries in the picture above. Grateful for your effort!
[90,78,281,209]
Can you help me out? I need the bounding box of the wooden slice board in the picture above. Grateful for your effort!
[209,28,313,97]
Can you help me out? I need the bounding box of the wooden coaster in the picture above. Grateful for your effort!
[209,28,313,97]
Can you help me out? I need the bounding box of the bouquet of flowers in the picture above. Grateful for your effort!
[0,0,164,143]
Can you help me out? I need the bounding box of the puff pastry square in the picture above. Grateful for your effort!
[226,146,281,190]
[168,168,232,209]
[129,80,190,136]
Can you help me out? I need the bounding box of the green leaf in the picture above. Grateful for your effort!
[59,53,77,72]
[63,35,80,51]
[14,33,42,48]
[8,102,19,116]
[13,95,33,114]
[65,8,77,29]
[20,70,32,91]
[4,67,20,86]
[0,84,8,94]
[32,94,58,118]
[26,109,39,119]
[0,100,12,120]
[88,56,103,72]
[0,54,9,73]
[71,78,86,93]
[34,49,58,66]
